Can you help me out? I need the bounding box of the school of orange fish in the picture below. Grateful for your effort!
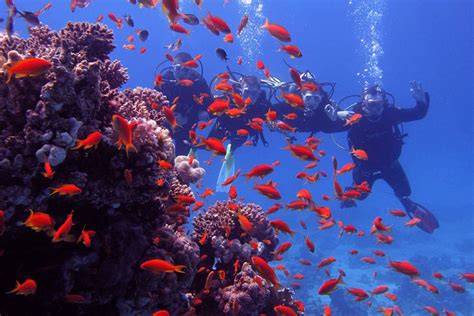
[1,0,473,315]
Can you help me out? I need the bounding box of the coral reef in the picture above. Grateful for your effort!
[174,155,205,184]
[0,23,197,315]
[190,200,298,315]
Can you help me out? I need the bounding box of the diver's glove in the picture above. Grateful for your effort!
[336,111,355,120]
[324,102,338,121]
[410,80,427,104]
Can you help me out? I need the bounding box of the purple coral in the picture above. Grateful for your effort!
[191,200,298,315]
[0,22,198,315]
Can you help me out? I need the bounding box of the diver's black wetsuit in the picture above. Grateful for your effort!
[207,92,271,150]
[156,70,212,156]
[343,93,430,200]
[273,92,346,134]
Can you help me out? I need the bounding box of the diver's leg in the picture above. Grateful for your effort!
[382,161,415,213]
[174,131,190,157]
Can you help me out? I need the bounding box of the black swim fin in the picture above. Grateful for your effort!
[401,197,439,234]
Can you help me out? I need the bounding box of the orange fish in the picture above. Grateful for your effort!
[6,279,37,295]
[304,235,315,253]
[208,97,230,116]
[256,60,265,70]
[154,73,163,87]
[112,114,138,157]
[389,209,407,217]
[388,259,419,277]
[198,232,207,245]
[237,213,253,232]
[52,211,75,242]
[223,33,234,43]
[251,256,279,286]
[279,44,302,58]
[244,162,278,181]
[199,188,214,198]
[4,58,52,84]
[228,185,237,199]
[317,257,336,268]
[262,18,291,42]
[284,143,317,161]
[237,15,248,35]
[162,0,184,23]
[405,217,421,227]
[207,12,231,33]
[281,93,304,109]
[140,259,186,273]
[273,305,297,316]
[351,147,368,160]
[344,113,363,126]
[50,184,82,196]
[77,227,96,247]
[318,275,344,295]
[123,44,136,50]
[72,131,103,150]
[336,162,355,176]
[170,23,190,35]
[23,209,55,232]
[107,13,123,29]
[270,219,295,237]
[199,137,227,156]
[42,156,55,179]
[254,180,281,200]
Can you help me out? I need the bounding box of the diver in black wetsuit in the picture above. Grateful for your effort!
[269,71,348,137]
[155,52,212,156]
[207,75,271,151]
[330,81,439,233]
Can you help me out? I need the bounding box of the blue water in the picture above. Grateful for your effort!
[4,0,472,314]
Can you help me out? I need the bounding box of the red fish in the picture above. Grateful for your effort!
[207,12,231,33]
[6,279,37,295]
[405,217,421,227]
[50,184,82,196]
[272,241,292,256]
[170,23,190,35]
[261,18,291,42]
[389,209,407,217]
[163,104,180,130]
[228,185,237,199]
[77,227,96,247]
[107,13,123,29]
[23,210,55,232]
[254,180,281,200]
[460,272,474,283]
[284,143,317,161]
[244,162,278,181]
[251,256,279,286]
[112,114,138,157]
[72,131,102,150]
[279,44,302,58]
[347,288,369,301]
[304,236,314,253]
[371,285,389,295]
[4,57,52,84]
[162,0,184,23]
[424,306,439,316]
[198,137,226,156]
[351,147,368,160]
[52,211,74,242]
[222,169,240,186]
[274,305,297,316]
[42,156,55,179]
[388,259,420,277]
[317,257,336,268]
[281,93,304,109]
[265,203,282,215]
[270,219,295,237]
[318,275,344,295]
[140,259,186,273]
[237,15,249,35]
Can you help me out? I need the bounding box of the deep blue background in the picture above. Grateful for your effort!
[3,0,472,314]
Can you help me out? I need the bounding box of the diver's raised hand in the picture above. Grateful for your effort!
[324,102,340,121]
[410,81,427,103]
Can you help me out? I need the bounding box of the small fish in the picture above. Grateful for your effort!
[42,156,55,179]
[140,259,186,273]
[273,305,297,316]
[279,44,302,58]
[136,29,149,41]
[269,219,295,236]
[77,227,96,247]
[182,13,199,25]
[237,15,249,35]
[318,275,344,295]
[112,114,138,157]
[124,14,134,27]
[52,211,75,242]
[6,279,37,295]
[18,11,40,26]
[215,48,228,61]
[262,18,291,42]
[351,147,368,160]
[72,131,102,150]
[50,184,82,196]
[170,23,190,35]
[251,256,279,286]
[4,58,52,84]
[23,210,55,232]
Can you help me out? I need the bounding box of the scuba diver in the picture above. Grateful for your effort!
[207,75,272,191]
[328,81,439,233]
[265,70,350,139]
[154,52,212,156]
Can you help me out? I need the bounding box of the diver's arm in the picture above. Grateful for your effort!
[391,81,429,123]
